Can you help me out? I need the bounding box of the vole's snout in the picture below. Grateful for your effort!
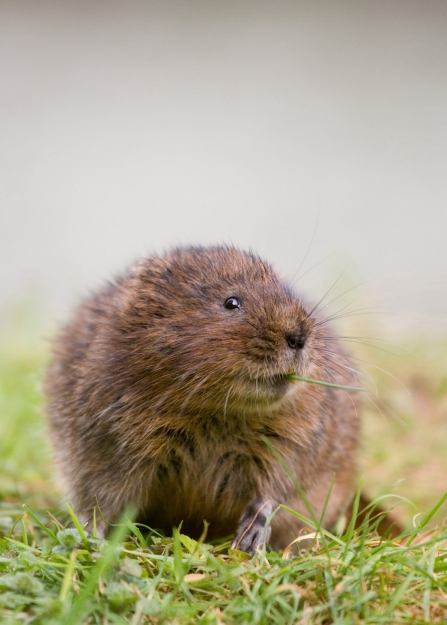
[285,332,307,350]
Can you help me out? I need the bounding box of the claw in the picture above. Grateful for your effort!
[232,500,272,555]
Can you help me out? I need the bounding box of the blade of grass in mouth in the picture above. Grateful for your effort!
[286,374,365,392]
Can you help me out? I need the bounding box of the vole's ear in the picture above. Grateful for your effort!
[128,258,166,284]
[116,258,169,319]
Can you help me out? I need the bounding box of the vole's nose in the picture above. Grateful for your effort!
[285,332,307,350]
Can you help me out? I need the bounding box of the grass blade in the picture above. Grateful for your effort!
[66,504,90,550]
[22,504,57,541]
[286,374,364,392]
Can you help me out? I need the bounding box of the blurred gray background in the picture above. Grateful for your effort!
[1,0,446,329]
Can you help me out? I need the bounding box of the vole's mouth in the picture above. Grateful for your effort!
[257,371,296,384]
[248,372,296,394]
[262,373,294,386]
[237,372,296,407]
[221,372,298,412]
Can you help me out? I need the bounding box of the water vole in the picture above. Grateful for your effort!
[46,246,360,553]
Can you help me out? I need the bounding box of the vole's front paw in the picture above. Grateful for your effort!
[231,499,272,555]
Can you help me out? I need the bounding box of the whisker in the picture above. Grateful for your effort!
[307,262,351,319]
[320,336,400,357]
[291,251,337,288]
[314,299,359,324]
[315,349,363,380]
[336,351,411,400]
[289,213,320,286]
[317,349,378,398]
[315,305,386,327]
[313,276,382,315]
[317,310,390,325]
[321,366,359,419]
[223,383,236,421]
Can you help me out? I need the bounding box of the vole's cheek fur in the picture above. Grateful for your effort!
[45,245,360,555]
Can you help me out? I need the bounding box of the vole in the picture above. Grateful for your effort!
[46,246,360,554]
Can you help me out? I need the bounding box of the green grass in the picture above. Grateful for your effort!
[1,309,447,624]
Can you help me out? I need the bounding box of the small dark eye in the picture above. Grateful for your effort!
[224,297,241,310]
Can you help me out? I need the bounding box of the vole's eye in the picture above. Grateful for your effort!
[224,297,241,310]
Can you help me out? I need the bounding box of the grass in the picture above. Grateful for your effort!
[1,307,447,624]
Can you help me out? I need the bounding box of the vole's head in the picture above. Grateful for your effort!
[119,246,322,414]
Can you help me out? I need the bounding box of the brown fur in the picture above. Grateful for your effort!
[46,246,361,552]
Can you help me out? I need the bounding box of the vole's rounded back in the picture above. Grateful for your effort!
[46,246,360,553]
